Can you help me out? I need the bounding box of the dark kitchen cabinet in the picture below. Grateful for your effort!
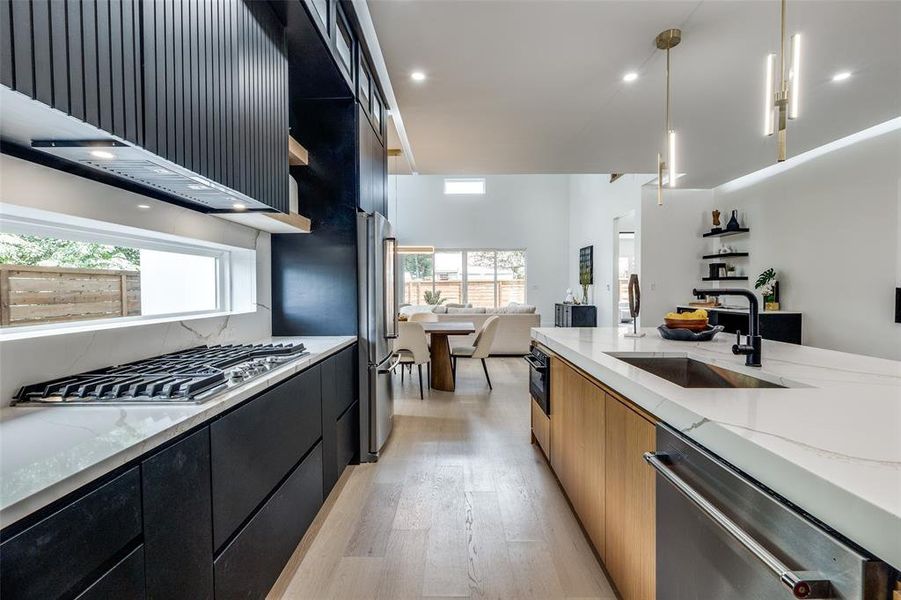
[210,365,323,550]
[214,442,324,600]
[677,306,803,344]
[555,303,597,327]
[1,0,143,144]
[142,427,214,600]
[321,345,358,494]
[75,545,146,600]
[0,468,142,600]
[358,104,387,216]
[142,0,289,212]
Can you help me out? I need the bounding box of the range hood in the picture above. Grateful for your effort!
[0,86,272,213]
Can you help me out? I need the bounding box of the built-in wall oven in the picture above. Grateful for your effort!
[646,424,893,599]
[525,346,550,415]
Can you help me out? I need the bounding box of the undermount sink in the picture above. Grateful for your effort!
[609,355,786,389]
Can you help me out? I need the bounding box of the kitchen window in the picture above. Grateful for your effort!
[402,249,526,308]
[444,178,486,195]
[0,209,255,333]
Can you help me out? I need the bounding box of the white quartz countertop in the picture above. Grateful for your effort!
[0,335,356,529]
[532,327,901,569]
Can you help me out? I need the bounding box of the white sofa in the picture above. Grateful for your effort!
[400,304,540,355]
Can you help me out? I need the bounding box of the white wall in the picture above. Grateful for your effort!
[567,174,645,326]
[0,154,272,406]
[712,128,901,359]
[389,174,570,324]
[639,187,713,325]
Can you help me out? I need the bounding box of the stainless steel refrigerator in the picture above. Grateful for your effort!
[357,211,398,461]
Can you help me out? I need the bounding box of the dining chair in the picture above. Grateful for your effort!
[408,312,438,323]
[450,315,500,390]
[393,321,431,399]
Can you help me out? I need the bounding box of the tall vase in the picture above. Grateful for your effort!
[582,284,589,305]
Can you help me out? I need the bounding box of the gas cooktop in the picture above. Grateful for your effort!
[12,342,308,406]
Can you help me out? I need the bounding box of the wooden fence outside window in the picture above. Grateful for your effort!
[0,265,141,327]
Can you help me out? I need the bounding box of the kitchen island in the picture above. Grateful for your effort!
[531,326,901,591]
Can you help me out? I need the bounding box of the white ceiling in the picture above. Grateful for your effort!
[371,1,901,187]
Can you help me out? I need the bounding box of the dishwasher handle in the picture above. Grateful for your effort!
[644,452,833,599]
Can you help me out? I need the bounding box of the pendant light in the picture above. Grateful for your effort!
[655,28,681,206]
[764,0,801,162]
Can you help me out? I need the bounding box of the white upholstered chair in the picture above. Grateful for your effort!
[408,312,438,323]
[393,321,431,399]
[450,315,500,390]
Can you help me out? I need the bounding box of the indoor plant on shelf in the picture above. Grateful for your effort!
[755,268,780,311]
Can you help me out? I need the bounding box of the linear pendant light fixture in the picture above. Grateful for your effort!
[764,0,801,161]
[655,28,681,206]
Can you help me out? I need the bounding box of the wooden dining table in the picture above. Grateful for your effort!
[419,321,476,392]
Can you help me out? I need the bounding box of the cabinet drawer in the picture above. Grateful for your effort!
[336,400,358,472]
[143,428,213,600]
[0,467,141,600]
[335,346,357,417]
[214,443,324,600]
[211,365,322,549]
[75,545,145,600]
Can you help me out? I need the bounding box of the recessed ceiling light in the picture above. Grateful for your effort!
[832,71,852,82]
[232,202,246,210]
[137,204,150,209]
[623,72,639,82]
[90,150,115,159]
[410,71,426,82]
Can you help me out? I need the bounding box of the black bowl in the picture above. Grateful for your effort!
[657,324,725,342]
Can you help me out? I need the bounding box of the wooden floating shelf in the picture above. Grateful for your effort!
[702,252,749,260]
[701,276,749,281]
[288,136,309,166]
[702,228,750,238]
[217,212,311,234]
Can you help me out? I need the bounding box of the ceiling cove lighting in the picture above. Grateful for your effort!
[763,0,801,162]
[444,178,486,195]
[832,71,852,82]
[655,28,682,206]
[410,71,426,82]
[623,72,639,82]
[718,116,901,193]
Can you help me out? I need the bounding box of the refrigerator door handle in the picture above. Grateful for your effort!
[377,354,401,374]
[384,237,398,339]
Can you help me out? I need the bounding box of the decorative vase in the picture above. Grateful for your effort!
[765,301,780,312]
[582,284,590,304]
[726,210,741,231]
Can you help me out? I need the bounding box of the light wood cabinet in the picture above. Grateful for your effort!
[605,392,656,600]
[530,398,551,458]
[548,356,655,600]
[549,357,606,558]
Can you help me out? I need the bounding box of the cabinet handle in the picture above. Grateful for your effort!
[523,355,547,371]
[644,452,832,599]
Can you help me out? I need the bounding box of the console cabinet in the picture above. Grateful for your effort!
[548,356,656,600]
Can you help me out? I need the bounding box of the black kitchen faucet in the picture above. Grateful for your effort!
[693,288,762,367]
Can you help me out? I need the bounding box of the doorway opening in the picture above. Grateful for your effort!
[612,212,638,331]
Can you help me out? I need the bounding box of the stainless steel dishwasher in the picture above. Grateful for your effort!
[645,424,894,599]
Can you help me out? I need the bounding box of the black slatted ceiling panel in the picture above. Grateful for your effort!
[0,0,12,88]
[1,0,288,213]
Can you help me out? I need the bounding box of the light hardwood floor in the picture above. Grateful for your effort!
[269,357,616,600]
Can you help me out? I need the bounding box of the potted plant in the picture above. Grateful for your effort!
[423,290,446,306]
[755,268,780,311]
